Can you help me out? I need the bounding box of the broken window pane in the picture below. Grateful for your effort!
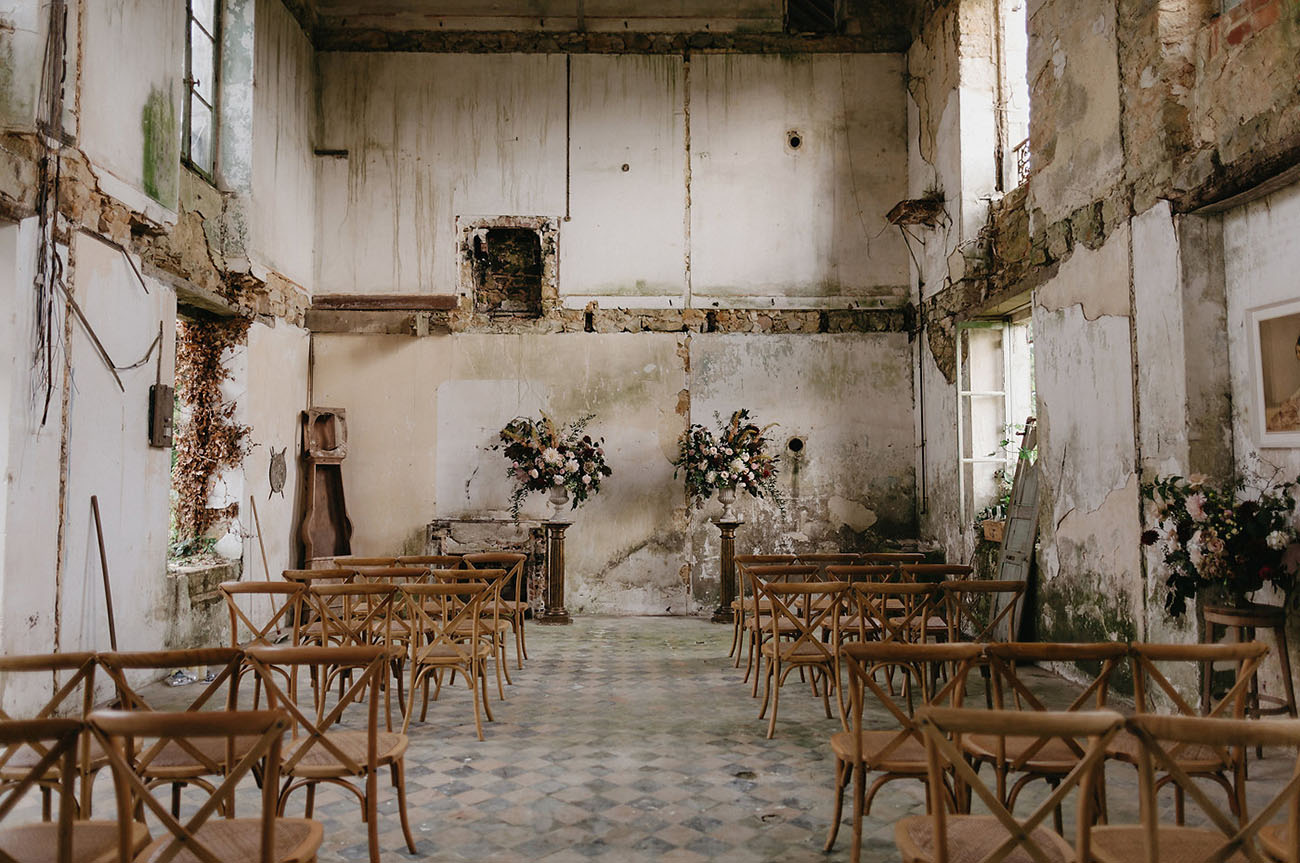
[189,103,214,175]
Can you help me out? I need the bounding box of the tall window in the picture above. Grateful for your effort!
[183,0,220,177]
[995,0,1030,190]
[957,311,1035,526]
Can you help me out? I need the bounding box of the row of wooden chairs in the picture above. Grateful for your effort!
[0,646,414,863]
[898,709,1300,863]
[830,640,1273,863]
[0,709,315,863]
[741,573,1025,736]
[223,579,502,741]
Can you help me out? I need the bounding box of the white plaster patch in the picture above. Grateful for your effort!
[1035,222,1131,320]
[827,495,877,532]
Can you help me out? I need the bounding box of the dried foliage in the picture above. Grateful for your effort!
[172,316,251,543]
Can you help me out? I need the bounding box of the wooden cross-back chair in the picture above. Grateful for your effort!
[350,566,428,587]
[299,584,400,727]
[96,649,249,819]
[861,552,928,566]
[939,580,1026,644]
[828,643,984,863]
[399,582,496,741]
[244,645,415,863]
[973,643,1127,829]
[730,555,799,663]
[91,708,323,863]
[0,717,151,863]
[463,552,531,669]
[426,569,512,699]
[741,564,820,691]
[1091,715,1300,863]
[1109,642,1269,826]
[847,582,945,646]
[218,582,303,650]
[754,579,848,739]
[896,706,1124,863]
[0,654,103,821]
[795,553,862,578]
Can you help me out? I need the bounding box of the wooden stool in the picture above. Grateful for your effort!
[1201,602,1298,755]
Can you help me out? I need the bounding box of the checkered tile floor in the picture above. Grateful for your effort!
[15,616,1299,861]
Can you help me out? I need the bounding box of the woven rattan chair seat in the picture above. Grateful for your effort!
[1105,729,1229,771]
[962,733,1085,772]
[0,820,151,863]
[895,814,1073,863]
[761,640,833,661]
[0,739,110,778]
[830,730,927,772]
[140,735,264,778]
[1260,824,1292,862]
[134,818,322,863]
[1090,825,1250,863]
[285,730,408,777]
[415,642,493,663]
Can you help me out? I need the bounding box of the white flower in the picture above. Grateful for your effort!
[719,472,730,481]
[582,475,592,485]
[724,447,734,456]
[1187,531,1205,568]
[729,458,744,474]
[1185,492,1208,522]
[708,447,718,455]
[1268,530,1291,551]
[552,476,563,486]
[1158,520,1179,549]
[705,471,716,484]
[529,469,539,479]
[542,447,564,466]
[566,459,580,473]
[698,461,708,470]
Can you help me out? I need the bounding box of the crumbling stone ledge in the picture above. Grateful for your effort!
[312,29,910,54]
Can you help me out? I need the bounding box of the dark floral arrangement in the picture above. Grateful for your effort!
[498,413,612,517]
[672,409,784,512]
[1141,472,1299,617]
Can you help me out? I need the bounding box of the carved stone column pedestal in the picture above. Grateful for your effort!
[537,520,573,625]
[711,519,743,624]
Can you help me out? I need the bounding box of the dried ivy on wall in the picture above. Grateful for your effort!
[172,316,251,543]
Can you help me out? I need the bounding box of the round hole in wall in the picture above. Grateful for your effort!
[787,437,805,453]
[621,163,630,172]
[787,131,803,151]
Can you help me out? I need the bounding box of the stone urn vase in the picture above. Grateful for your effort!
[717,483,740,522]
[548,484,570,519]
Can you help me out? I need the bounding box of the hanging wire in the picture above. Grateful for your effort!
[33,0,68,426]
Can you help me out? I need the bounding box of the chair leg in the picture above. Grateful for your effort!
[366,770,380,863]
[850,749,866,863]
[469,662,486,742]
[820,668,833,719]
[305,783,316,818]
[493,639,507,699]
[479,659,495,722]
[519,615,530,661]
[391,761,417,854]
[766,665,786,739]
[513,618,525,670]
[825,759,848,852]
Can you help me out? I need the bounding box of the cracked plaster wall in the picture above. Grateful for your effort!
[310,330,914,615]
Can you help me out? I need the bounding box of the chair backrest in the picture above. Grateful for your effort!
[243,646,392,773]
[96,649,245,776]
[1130,642,1268,720]
[0,718,84,863]
[304,583,399,647]
[848,582,943,644]
[939,579,1025,642]
[351,566,430,586]
[915,706,1125,863]
[400,583,492,661]
[219,581,304,648]
[840,643,983,765]
[900,563,973,583]
[982,643,1126,773]
[90,708,288,863]
[743,565,820,620]
[734,555,799,597]
[1120,714,1300,863]
[396,555,464,568]
[282,568,355,587]
[330,556,398,567]
[827,564,900,584]
[463,553,528,604]
[0,653,97,722]
[753,580,847,664]
[795,553,861,578]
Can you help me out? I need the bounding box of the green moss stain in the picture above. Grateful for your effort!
[141,86,178,205]
[1037,574,1136,696]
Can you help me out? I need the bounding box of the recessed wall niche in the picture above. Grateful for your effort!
[457,215,559,318]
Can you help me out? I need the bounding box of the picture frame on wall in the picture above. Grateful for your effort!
[1248,298,1300,448]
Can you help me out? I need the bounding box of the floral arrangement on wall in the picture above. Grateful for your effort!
[672,410,783,513]
[1141,471,1299,616]
[498,413,612,517]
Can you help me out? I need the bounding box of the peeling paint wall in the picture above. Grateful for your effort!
[310,329,914,614]
[314,51,909,306]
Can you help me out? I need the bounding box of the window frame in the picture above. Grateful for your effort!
[182,0,222,181]
[956,309,1035,526]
